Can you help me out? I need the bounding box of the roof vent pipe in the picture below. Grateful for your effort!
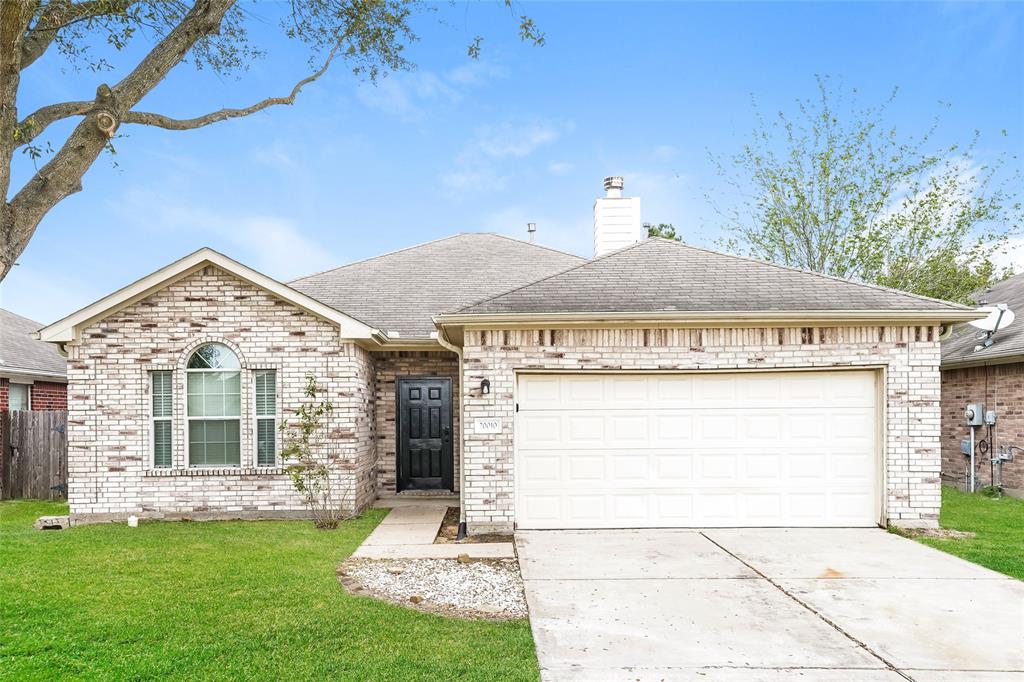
[527,222,536,243]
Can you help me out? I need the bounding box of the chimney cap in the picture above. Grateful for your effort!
[603,176,624,192]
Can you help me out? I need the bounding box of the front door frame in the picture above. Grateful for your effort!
[396,376,455,492]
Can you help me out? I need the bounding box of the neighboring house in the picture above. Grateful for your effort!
[941,273,1024,496]
[1,308,68,413]
[38,178,977,530]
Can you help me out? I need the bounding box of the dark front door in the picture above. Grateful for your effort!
[397,377,454,491]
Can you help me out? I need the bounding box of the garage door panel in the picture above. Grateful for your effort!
[515,371,880,529]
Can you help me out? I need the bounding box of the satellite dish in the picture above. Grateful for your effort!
[969,305,1015,333]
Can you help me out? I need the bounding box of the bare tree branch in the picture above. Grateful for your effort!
[122,40,342,131]
[3,0,236,279]
[15,100,93,147]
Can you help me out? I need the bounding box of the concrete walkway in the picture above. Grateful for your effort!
[351,498,515,559]
[517,528,1024,682]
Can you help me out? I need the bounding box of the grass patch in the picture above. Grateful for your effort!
[0,501,538,680]
[911,486,1024,580]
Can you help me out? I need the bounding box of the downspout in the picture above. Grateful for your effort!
[436,327,467,540]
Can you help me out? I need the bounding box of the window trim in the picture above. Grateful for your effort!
[252,369,278,468]
[150,370,173,469]
[185,344,243,469]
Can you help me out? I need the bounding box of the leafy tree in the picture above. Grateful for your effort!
[713,76,1022,305]
[0,1,544,280]
[646,222,681,242]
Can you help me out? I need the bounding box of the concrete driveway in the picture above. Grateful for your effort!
[515,528,1024,681]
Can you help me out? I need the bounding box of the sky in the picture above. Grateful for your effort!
[2,1,1023,324]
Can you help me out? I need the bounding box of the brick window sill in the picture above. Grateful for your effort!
[144,467,285,477]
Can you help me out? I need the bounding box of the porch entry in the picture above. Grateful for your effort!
[396,377,454,492]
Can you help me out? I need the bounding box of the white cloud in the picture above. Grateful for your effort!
[476,121,563,159]
[653,145,679,161]
[113,189,338,281]
[548,161,574,176]
[441,119,572,199]
[989,237,1024,274]
[356,60,506,120]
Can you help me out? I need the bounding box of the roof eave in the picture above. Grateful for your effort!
[37,248,378,344]
[435,309,983,329]
[0,367,67,381]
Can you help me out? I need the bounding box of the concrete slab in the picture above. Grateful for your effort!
[780,577,1024,672]
[906,672,1024,682]
[359,522,440,546]
[516,530,757,580]
[351,542,516,559]
[377,506,448,525]
[523,576,884,674]
[542,666,904,681]
[705,528,1011,580]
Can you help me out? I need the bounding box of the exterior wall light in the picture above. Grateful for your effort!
[481,379,490,395]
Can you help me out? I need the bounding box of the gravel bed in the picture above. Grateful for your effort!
[339,558,528,620]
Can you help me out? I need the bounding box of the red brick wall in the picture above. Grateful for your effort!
[29,381,67,411]
[941,363,1024,492]
[0,378,7,411]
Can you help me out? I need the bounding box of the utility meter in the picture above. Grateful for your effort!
[965,404,985,427]
[985,410,997,426]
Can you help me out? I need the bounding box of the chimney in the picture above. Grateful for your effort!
[593,176,643,257]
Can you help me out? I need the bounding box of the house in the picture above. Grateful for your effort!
[941,272,1024,497]
[1,308,68,412]
[38,178,977,531]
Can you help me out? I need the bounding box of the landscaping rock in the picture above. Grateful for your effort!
[457,553,471,564]
[340,557,528,620]
[34,515,69,531]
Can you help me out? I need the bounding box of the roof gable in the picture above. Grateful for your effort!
[450,238,973,319]
[38,249,376,344]
[290,233,585,338]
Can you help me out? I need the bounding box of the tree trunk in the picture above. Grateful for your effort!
[1,1,33,279]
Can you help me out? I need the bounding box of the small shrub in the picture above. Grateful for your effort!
[279,374,349,529]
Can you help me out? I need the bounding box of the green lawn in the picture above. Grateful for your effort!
[0,501,538,681]
[912,486,1024,580]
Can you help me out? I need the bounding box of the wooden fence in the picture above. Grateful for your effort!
[1,410,68,501]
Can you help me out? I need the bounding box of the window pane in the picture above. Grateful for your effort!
[9,384,29,411]
[189,419,240,466]
[186,371,240,417]
[153,420,172,468]
[151,371,173,418]
[255,370,276,416]
[187,343,240,370]
[257,418,275,466]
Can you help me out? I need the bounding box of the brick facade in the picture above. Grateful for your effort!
[461,326,943,533]
[29,381,68,411]
[0,378,6,411]
[941,363,1024,493]
[66,266,378,523]
[373,351,460,494]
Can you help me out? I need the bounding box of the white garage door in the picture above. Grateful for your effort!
[515,371,880,529]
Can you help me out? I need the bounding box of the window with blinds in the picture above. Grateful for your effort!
[254,370,276,467]
[151,370,173,468]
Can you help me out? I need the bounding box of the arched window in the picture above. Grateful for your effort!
[186,343,241,466]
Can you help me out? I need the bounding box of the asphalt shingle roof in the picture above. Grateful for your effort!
[289,233,586,338]
[0,308,67,378]
[455,238,971,316]
[942,272,1024,365]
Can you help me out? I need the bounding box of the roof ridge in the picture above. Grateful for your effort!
[453,239,652,313]
[662,239,972,311]
[289,234,469,284]
[481,232,588,261]
[290,233,585,285]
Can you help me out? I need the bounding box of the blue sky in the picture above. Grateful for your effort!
[3,1,1023,323]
